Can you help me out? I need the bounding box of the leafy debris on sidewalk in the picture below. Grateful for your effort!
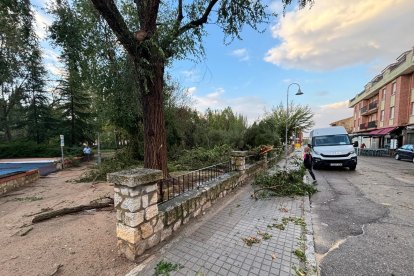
[268,223,286,231]
[293,248,306,262]
[242,236,261,246]
[257,231,272,240]
[252,160,317,198]
[154,260,183,276]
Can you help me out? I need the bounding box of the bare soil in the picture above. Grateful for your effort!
[0,163,136,276]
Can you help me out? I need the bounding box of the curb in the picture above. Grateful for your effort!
[303,195,318,276]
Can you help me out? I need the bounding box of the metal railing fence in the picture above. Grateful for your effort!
[157,160,233,204]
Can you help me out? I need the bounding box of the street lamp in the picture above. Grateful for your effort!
[285,83,303,167]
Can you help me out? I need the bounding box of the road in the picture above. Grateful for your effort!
[310,156,414,276]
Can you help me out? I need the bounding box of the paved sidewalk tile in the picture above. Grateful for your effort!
[136,182,308,276]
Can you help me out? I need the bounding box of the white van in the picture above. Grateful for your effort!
[309,126,357,170]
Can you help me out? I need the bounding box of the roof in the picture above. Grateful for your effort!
[310,126,348,137]
[368,127,397,135]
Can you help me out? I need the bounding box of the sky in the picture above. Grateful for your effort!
[32,0,414,131]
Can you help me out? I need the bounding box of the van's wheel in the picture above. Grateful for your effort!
[395,154,400,160]
[349,165,356,171]
[412,157,414,163]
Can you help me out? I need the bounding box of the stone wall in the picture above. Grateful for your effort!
[108,151,275,261]
[0,170,39,196]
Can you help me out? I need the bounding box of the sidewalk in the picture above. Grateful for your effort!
[129,158,317,276]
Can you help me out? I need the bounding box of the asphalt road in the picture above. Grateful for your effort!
[310,155,414,276]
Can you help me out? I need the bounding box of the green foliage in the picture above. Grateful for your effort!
[244,120,280,149]
[268,103,314,143]
[0,141,82,158]
[154,260,183,276]
[49,1,96,146]
[78,148,142,182]
[170,144,233,171]
[0,0,48,143]
[253,161,317,197]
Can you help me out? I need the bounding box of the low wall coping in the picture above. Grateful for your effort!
[108,168,163,187]
[231,151,247,157]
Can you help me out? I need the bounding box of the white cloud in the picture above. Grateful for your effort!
[181,69,202,82]
[185,87,197,96]
[45,63,65,77]
[320,100,349,110]
[268,1,284,15]
[231,48,250,61]
[264,0,414,71]
[33,9,52,39]
[42,48,60,63]
[311,100,353,130]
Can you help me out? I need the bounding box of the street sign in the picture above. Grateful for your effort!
[60,135,64,147]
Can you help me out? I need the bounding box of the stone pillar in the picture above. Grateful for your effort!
[231,151,247,172]
[108,168,164,261]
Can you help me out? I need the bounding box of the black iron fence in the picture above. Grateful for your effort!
[157,160,234,204]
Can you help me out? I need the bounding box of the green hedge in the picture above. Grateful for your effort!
[0,142,83,158]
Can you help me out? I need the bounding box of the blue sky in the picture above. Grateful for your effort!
[32,0,414,130]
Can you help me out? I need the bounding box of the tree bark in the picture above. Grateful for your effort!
[142,61,168,178]
[32,201,113,223]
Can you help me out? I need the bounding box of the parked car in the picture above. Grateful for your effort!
[394,144,414,162]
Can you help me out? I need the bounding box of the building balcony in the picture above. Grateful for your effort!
[349,49,414,108]
[360,101,378,116]
[360,121,377,130]
[360,106,368,114]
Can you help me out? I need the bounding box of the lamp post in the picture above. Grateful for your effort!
[285,83,303,167]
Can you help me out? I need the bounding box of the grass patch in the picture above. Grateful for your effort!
[154,260,183,276]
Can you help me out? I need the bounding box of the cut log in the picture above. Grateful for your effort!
[32,200,113,223]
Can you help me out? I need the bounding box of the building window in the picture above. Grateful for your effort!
[380,110,385,121]
[382,88,386,100]
[392,82,397,95]
[390,107,395,119]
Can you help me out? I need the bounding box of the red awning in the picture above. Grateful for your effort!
[368,127,397,135]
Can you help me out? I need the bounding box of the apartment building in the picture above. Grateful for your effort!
[349,47,414,149]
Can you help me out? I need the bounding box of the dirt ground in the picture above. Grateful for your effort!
[0,162,136,276]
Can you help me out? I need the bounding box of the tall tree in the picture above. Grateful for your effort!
[90,0,314,177]
[0,0,47,142]
[268,103,314,143]
[49,0,94,146]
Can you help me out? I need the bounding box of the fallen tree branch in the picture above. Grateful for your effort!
[251,185,283,199]
[32,200,114,223]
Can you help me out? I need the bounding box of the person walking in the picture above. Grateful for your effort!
[304,146,317,184]
[83,145,92,162]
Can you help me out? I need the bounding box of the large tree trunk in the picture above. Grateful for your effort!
[142,61,168,178]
